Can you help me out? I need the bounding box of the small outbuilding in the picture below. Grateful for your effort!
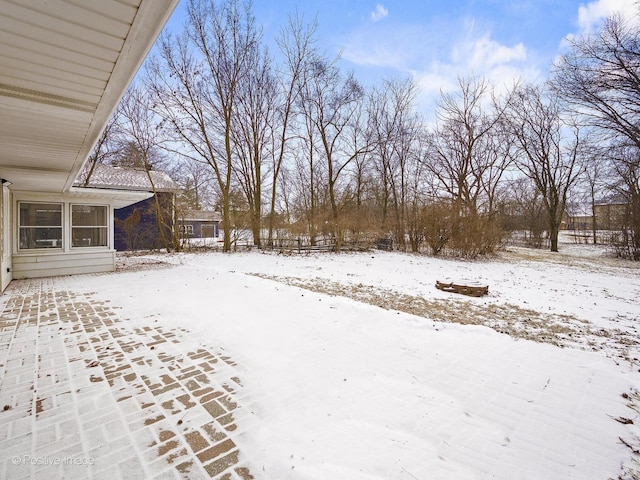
[177,210,221,239]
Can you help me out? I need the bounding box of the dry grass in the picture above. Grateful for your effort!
[115,252,174,272]
[503,246,640,274]
[619,390,640,480]
[250,273,639,365]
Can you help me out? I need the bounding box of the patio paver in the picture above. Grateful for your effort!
[0,277,254,480]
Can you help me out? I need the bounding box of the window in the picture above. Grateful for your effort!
[71,205,108,247]
[201,224,215,238]
[19,202,63,249]
[179,224,194,237]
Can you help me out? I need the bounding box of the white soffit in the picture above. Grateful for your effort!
[68,186,154,209]
[0,0,179,192]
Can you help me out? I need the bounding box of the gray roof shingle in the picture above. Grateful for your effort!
[75,163,177,192]
[180,210,222,222]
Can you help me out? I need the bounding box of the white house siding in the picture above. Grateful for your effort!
[12,250,115,279]
[1,185,11,291]
[9,191,124,280]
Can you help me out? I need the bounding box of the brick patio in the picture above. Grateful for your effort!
[0,277,254,479]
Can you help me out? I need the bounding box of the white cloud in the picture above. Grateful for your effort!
[456,34,527,71]
[341,18,541,117]
[442,28,538,90]
[410,32,541,119]
[370,4,389,22]
[577,0,638,32]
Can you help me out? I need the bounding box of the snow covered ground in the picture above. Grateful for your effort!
[64,238,639,479]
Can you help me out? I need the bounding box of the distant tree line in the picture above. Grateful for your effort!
[87,0,640,259]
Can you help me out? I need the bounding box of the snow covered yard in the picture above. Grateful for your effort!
[73,242,640,479]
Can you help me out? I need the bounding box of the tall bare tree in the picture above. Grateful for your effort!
[425,77,508,216]
[117,85,175,252]
[505,84,583,252]
[297,55,369,249]
[552,10,640,258]
[575,142,608,244]
[265,14,318,245]
[421,77,511,255]
[368,77,422,250]
[231,37,274,247]
[147,0,260,252]
[289,110,327,244]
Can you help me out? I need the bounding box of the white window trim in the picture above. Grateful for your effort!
[70,204,109,249]
[17,201,64,251]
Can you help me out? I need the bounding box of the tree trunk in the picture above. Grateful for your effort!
[146,170,172,253]
[549,219,560,252]
[222,197,231,252]
[591,192,597,245]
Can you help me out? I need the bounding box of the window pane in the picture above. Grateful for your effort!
[20,203,62,227]
[71,205,108,247]
[19,203,63,249]
[19,227,63,249]
[72,227,108,247]
[72,205,107,226]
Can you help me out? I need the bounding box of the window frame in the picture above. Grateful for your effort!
[18,201,64,251]
[179,224,194,237]
[70,204,109,248]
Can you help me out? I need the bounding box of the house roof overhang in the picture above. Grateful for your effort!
[0,0,179,193]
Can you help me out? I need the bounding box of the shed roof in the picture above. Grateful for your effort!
[180,210,222,222]
[595,194,628,206]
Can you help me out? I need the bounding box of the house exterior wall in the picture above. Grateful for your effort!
[11,191,116,280]
[1,185,11,291]
[594,203,627,230]
[114,193,174,251]
[178,220,220,239]
[566,215,594,231]
[12,251,115,279]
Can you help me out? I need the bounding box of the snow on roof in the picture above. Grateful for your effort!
[74,163,177,192]
[595,193,628,206]
[179,210,222,222]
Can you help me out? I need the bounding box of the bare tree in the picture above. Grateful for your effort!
[501,176,548,248]
[608,144,640,259]
[173,157,215,211]
[147,0,260,252]
[291,81,325,244]
[505,84,583,252]
[264,14,318,246]
[426,77,508,215]
[423,76,510,255]
[231,37,275,247]
[80,112,119,186]
[117,85,175,252]
[297,55,369,249]
[576,142,609,244]
[368,77,422,250]
[552,10,640,258]
[552,11,640,151]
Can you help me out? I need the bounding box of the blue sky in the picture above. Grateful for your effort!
[163,0,637,111]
